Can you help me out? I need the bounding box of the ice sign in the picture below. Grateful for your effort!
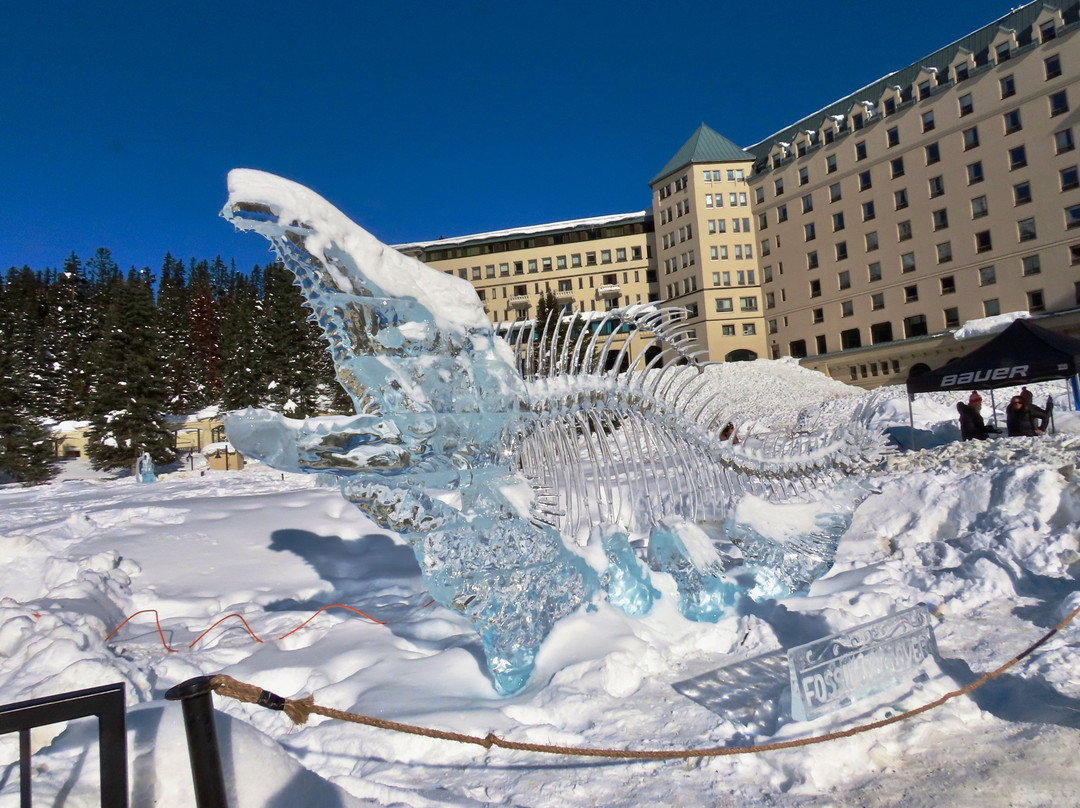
[788,605,936,721]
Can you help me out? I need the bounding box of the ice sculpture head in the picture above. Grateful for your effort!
[222,169,529,475]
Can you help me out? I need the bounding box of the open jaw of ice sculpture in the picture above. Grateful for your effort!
[221,169,887,694]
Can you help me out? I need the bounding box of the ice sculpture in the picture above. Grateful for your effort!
[221,169,886,694]
[136,452,156,483]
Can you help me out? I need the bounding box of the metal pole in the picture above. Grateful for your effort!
[907,394,917,451]
[165,677,229,808]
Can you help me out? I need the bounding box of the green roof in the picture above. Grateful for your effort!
[651,123,754,184]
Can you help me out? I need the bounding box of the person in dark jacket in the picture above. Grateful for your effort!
[957,390,999,440]
[1006,389,1048,437]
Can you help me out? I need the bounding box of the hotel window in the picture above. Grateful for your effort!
[739,193,747,206]
[841,301,854,319]
[616,248,626,262]
[975,231,993,253]
[871,292,885,310]
[740,297,758,311]
[1009,145,1027,170]
[1014,181,1032,206]
[514,261,524,274]
[887,126,899,147]
[807,250,819,269]
[829,183,842,202]
[777,204,788,223]
[890,157,905,178]
[799,167,809,186]
[722,324,735,336]
[971,195,989,218]
[901,252,916,273]
[809,279,822,298]
[729,193,738,205]
[897,220,912,241]
[812,307,824,325]
[862,201,876,221]
[962,126,979,150]
[884,97,896,115]
[967,161,984,184]
[996,41,1011,63]
[838,269,851,290]
[866,231,879,251]
[710,246,719,261]
[743,323,756,336]
[855,140,867,161]
[486,264,496,278]
[1046,54,1062,80]
[980,265,996,286]
[1022,254,1041,275]
[836,241,848,261]
[527,260,537,273]
[859,170,872,191]
[1000,74,1016,98]
[717,219,727,233]
[1003,109,1022,135]
[720,245,729,259]
[1056,128,1075,154]
[500,262,510,275]
[542,258,552,271]
[1041,19,1057,42]
[1067,204,1080,229]
[826,154,837,173]
[632,246,642,260]
[705,194,714,208]
[774,177,784,195]
[833,212,845,231]
[601,250,612,263]
[1028,290,1046,313]
[918,80,932,100]
[868,261,882,282]
[940,275,956,295]
[925,143,940,165]
[734,245,743,260]
[804,222,816,241]
[722,271,731,285]
[1050,91,1069,117]
[955,62,969,82]
[937,241,953,263]
[470,267,481,280]
[904,285,919,303]
[932,209,949,231]
[894,188,909,210]
[904,314,928,338]
[944,307,960,329]
[1062,165,1080,191]
[959,93,974,116]
[984,298,1001,317]
[1073,245,1080,266]
[716,297,733,312]
[922,111,935,133]
[802,194,814,213]
[929,176,945,198]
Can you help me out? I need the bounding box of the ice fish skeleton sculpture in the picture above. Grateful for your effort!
[221,169,886,694]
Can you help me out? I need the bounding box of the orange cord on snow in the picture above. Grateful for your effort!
[104,603,384,652]
[103,609,179,653]
[188,614,264,648]
[277,604,385,640]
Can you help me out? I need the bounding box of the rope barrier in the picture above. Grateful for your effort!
[208,600,1080,761]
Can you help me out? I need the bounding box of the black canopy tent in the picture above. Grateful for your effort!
[904,318,1080,443]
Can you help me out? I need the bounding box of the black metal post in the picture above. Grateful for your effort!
[165,677,228,808]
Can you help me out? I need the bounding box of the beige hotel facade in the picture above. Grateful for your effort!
[401,1,1080,388]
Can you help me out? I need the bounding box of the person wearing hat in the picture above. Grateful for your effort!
[1007,388,1049,436]
[957,391,1000,441]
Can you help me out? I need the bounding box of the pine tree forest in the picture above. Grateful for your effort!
[0,251,350,484]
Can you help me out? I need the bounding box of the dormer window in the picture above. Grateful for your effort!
[951,48,974,83]
[992,29,1017,65]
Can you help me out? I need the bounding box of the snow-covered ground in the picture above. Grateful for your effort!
[3,359,1080,806]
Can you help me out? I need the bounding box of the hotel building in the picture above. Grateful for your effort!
[402,1,1080,388]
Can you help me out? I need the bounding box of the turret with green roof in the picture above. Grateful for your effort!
[652,123,754,184]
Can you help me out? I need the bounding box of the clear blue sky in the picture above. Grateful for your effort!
[2,0,1013,274]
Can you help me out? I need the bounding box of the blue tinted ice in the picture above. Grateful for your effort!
[220,169,887,694]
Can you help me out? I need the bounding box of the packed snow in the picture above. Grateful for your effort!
[3,359,1080,806]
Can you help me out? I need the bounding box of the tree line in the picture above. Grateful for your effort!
[0,248,351,484]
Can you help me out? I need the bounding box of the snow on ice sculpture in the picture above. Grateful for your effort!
[220,169,886,694]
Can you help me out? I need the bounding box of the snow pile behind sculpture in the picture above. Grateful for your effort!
[220,169,887,694]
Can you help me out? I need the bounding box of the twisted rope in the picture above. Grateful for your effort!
[207,600,1080,760]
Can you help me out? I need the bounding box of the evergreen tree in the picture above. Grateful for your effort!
[531,291,586,376]
[258,263,322,417]
[0,272,57,483]
[218,270,262,410]
[85,268,176,470]
[188,259,222,408]
[156,253,195,414]
[52,252,93,419]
